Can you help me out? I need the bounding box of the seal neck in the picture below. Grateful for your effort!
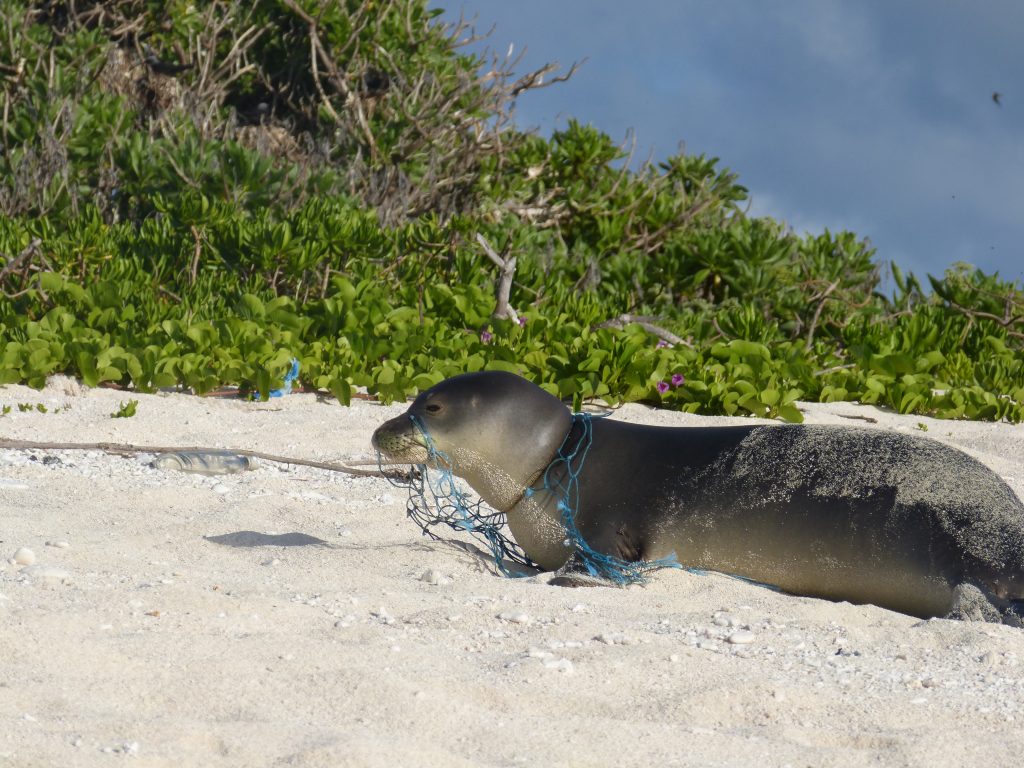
[516,413,590,507]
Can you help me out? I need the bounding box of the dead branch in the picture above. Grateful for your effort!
[0,437,410,480]
[0,237,43,283]
[510,58,585,97]
[189,225,203,285]
[804,279,840,350]
[813,363,857,376]
[595,314,693,348]
[476,233,519,323]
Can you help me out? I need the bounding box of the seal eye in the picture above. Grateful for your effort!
[425,402,443,415]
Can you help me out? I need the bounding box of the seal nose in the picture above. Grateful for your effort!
[371,413,414,455]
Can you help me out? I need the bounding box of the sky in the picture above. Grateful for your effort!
[435,1,1023,284]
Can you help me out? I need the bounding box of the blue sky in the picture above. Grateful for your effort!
[436,1,1023,283]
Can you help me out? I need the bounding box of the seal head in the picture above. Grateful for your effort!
[372,371,572,513]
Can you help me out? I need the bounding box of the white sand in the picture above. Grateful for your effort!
[2,377,1023,767]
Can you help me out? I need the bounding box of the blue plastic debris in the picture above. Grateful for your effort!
[253,358,300,399]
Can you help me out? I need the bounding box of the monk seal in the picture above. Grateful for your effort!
[372,371,1024,623]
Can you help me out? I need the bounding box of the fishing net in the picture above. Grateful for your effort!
[382,412,681,584]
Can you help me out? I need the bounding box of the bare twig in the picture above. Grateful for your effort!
[594,314,694,348]
[947,299,1024,337]
[509,58,585,97]
[814,364,857,376]
[804,279,840,350]
[476,233,519,323]
[0,238,43,283]
[189,225,202,285]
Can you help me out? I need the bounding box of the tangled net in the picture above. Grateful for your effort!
[381,415,535,576]
[382,413,681,585]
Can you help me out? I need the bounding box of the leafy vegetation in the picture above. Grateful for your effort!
[111,399,139,418]
[1,0,1022,422]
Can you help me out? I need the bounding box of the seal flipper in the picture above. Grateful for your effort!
[548,553,623,588]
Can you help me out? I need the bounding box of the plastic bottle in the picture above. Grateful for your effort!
[152,450,256,475]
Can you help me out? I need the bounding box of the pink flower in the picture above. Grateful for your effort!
[517,316,527,327]
[656,380,669,395]
[671,373,685,388]
[655,340,670,349]
[480,330,493,344]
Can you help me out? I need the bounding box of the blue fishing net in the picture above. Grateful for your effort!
[382,415,535,576]
[382,411,681,585]
[535,412,682,585]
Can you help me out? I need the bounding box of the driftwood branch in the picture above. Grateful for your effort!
[0,438,410,480]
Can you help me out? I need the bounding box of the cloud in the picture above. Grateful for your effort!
[441,0,1024,280]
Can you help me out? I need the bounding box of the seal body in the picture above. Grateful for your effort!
[372,371,1024,622]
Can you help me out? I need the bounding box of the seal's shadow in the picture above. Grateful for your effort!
[440,538,539,578]
[204,531,334,548]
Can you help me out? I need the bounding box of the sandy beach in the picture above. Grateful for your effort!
[2,376,1023,767]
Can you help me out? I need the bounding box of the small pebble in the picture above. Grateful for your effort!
[594,632,633,645]
[13,547,36,566]
[420,569,450,586]
[45,540,70,549]
[211,484,231,495]
[727,630,756,645]
[543,658,574,673]
[498,611,531,624]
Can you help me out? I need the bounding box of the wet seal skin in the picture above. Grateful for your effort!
[373,371,1024,624]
